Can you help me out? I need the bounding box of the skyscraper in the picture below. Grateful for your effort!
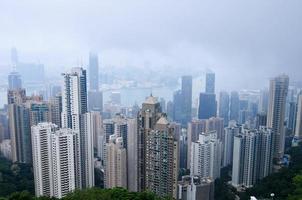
[88,52,99,91]
[256,112,267,129]
[137,95,162,191]
[49,95,62,128]
[198,93,217,120]
[181,75,192,124]
[81,113,96,188]
[178,176,214,200]
[31,123,76,198]
[206,117,224,141]
[219,91,230,126]
[103,114,128,148]
[127,118,139,192]
[173,90,183,123]
[8,103,31,163]
[172,76,192,126]
[187,119,207,169]
[267,74,289,159]
[294,94,302,139]
[259,89,269,113]
[61,67,87,130]
[231,127,273,188]
[88,53,102,114]
[205,72,215,94]
[145,115,178,198]
[288,101,297,133]
[191,131,222,180]
[105,135,127,189]
[223,122,240,167]
[230,91,240,122]
[8,89,54,164]
[7,89,26,104]
[61,67,94,189]
[8,71,22,90]
[28,102,51,126]
[88,90,103,113]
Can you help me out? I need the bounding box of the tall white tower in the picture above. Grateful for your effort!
[190,131,222,180]
[61,68,94,189]
[31,123,76,198]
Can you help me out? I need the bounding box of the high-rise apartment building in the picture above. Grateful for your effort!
[32,123,76,198]
[230,91,240,122]
[61,67,87,130]
[88,90,103,113]
[49,95,62,128]
[81,113,96,188]
[191,131,222,180]
[219,91,230,126]
[181,75,193,125]
[88,52,99,91]
[105,134,127,189]
[288,101,297,133]
[198,93,217,120]
[61,67,94,189]
[8,89,56,163]
[28,101,51,126]
[145,115,178,198]
[137,95,162,191]
[178,176,214,200]
[295,94,302,139]
[223,122,240,167]
[8,103,31,163]
[232,127,273,188]
[103,114,128,148]
[127,118,138,192]
[187,119,207,169]
[259,89,269,113]
[206,117,224,141]
[267,75,289,159]
[205,72,215,94]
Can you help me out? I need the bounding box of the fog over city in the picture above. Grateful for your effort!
[0,0,302,91]
[2,1,302,200]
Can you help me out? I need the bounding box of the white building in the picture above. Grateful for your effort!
[191,131,222,180]
[223,123,240,167]
[232,127,273,188]
[187,119,207,169]
[31,123,76,198]
[206,117,224,141]
[81,113,96,188]
[127,118,138,192]
[61,68,94,189]
[178,176,214,200]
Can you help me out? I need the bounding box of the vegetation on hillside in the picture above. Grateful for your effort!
[0,156,34,197]
[3,188,171,200]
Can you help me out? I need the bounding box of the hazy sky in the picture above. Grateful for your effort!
[0,0,302,90]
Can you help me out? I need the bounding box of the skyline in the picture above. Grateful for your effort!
[1,1,302,199]
[0,0,302,91]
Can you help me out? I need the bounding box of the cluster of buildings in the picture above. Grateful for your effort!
[1,49,301,200]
